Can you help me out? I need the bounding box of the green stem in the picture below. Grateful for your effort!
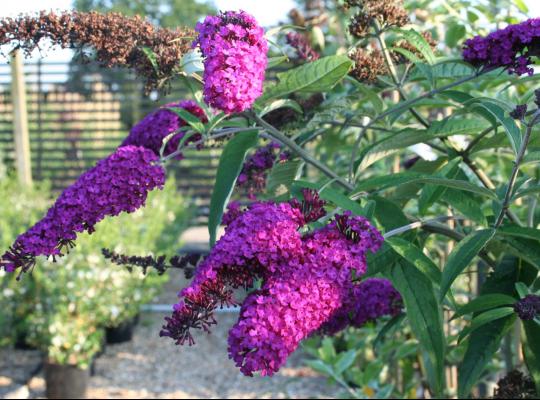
[494,111,540,228]
[250,112,355,191]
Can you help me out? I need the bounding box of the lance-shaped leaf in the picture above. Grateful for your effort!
[208,130,259,246]
[258,55,352,102]
[440,229,496,300]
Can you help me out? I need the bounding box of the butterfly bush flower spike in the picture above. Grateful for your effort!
[463,18,540,75]
[193,11,268,114]
[122,100,207,159]
[1,146,165,274]
[162,194,400,377]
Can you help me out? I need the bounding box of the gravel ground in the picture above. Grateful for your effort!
[1,269,335,399]
[19,312,334,399]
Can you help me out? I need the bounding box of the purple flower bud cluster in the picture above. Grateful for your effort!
[286,32,320,62]
[161,198,400,377]
[1,146,165,274]
[193,11,268,114]
[463,18,540,75]
[237,142,289,199]
[321,278,403,335]
[121,100,207,159]
[221,201,244,226]
[514,294,540,321]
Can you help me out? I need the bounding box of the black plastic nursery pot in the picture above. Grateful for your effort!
[14,332,37,351]
[105,314,139,344]
[44,362,89,399]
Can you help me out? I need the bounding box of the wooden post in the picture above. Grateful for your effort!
[10,49,32,186]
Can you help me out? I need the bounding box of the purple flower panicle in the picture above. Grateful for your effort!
[162,198,394,377]
[321,278,403,335]
[121,100,206,159]
[514,295,540,321]
[193,11,268,114]
[286,32,320,62]
[1,146,165,274]
[237,142,289,199]
[463,18,540,75]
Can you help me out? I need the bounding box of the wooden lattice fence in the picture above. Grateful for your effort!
[0,56,220,224]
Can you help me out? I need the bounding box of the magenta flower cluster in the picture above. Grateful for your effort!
[463,18,540,75]
[161,195,401,376]
[193,11,268,114]
[121,100,206,159]
[237,142,289,199]
[1,146,165,274]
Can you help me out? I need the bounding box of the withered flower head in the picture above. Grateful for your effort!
[349,48,387,84]
[347,0,409,39]
[0,11,193,92]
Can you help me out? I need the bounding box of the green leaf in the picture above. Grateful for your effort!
[141,46,159,74]
[457,307,515,343]
[259,55,352,102]
[366,242,400,276]
[395,28,436,64]
[356,119,487,171]
[516,282,530,298]
[166,107,206,133]
[440,229,496,300]
[523,150,540,165]
[354,172,497,199]
[374,313,406,349]
[426,59,475,79]
[442,188,486,225]
[445,22,466,48]
[514,184,540,200]
[306,97,353,130]
[418,158,461,215]
[267,55,289,69]
[427,117,490,137]
[498,226,540,242]
[523,320,540,394]
[334,350,357,375]
[504,237,540,270]
[266,160,304,194]
[258,99,303,118]
[515,0,529,13]
[372,195,411,232]
[305,359,335,376]
[386,238,441,284]
[208,130,259,246]
[387,262,445,395]
[471,100,522,154]
[451,294,516,320]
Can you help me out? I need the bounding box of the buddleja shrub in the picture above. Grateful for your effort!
[1,2,540,398]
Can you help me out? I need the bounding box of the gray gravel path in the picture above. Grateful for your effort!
[2,267,335,399]
[21,312,333,399]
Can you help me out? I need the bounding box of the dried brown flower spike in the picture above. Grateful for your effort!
[347,0,409,39]
[349,48,388,83]
[0,11,194,92]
